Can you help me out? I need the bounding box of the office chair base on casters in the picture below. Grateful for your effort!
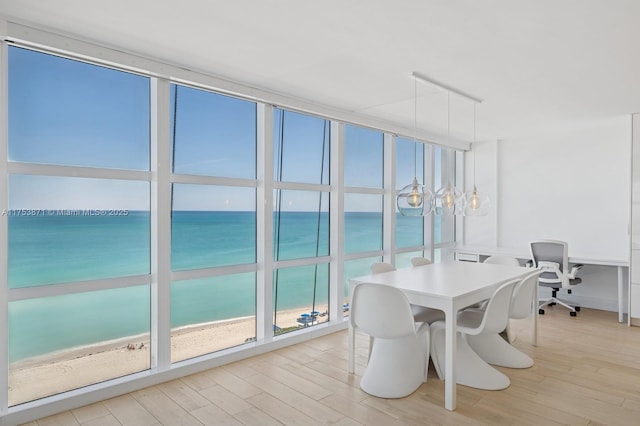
[539,296,580,317]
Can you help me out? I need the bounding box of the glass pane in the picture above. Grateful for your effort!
[273,190,329,261]
[8,47,150,170]
[8,175,150,288]
[396,138,424,190]
[172,184,256,271]
[171,84,256,178]
[171,273,255,363]
[396,251,428,269]
[9,285,150,406]
[344,125,383,188]
[396,213,424,248]
[344,194,383,254]
[273,108,330,184]
[273,264,329,334]
[437,147,456,244]
[434,248,443,263]
[343,256,382,316]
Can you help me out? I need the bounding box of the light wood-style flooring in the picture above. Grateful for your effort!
[23,307,640,425]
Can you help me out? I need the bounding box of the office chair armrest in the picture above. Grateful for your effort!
[568,264,584,279]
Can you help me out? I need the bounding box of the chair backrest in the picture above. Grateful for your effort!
[529,239,569,287]
[370,262,396,274]
[483,255,520,267]
[473,279,518,335]
[350,283,417,339]
[411,257,432,267]
[510,270,543,319]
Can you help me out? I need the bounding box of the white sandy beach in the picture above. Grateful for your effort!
[9,305,331,406]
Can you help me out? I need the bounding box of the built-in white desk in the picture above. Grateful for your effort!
[452,245,629,323]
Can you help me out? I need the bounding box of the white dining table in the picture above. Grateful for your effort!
[348,261,532,411]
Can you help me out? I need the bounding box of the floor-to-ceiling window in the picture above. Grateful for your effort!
[395,137,429,268]
[6,46,152,405]
[272,108,330,333]
[342,124,385,304]
[169,83,257,362]
[433,145,459,262]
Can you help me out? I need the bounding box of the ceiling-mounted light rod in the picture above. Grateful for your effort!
[411,71,483,104]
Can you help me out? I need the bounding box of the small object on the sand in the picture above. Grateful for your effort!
[138,342,144,349]
[127,344,135,350]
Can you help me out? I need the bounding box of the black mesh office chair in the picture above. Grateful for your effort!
[529,240,583,317]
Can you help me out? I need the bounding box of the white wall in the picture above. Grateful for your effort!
[465,116,631,311]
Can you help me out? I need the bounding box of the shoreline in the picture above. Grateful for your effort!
[10,310,308,370]
[9,305,330,405]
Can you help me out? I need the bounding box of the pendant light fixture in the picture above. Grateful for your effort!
[397,74,434,216]
[434,91,463,215]
[462,103,490,216]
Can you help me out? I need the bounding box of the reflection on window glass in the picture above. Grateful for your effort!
[8,285,150,406]
[273,108,329,184]
[273,264,329,334]
[273,190,329,261]
[171,273,256,362]
[172,184,256,271]
[8,47,150,170]
[8,175,150,288]
[171,84,256,178]
[344,194,383,254]
[344,125,383,188]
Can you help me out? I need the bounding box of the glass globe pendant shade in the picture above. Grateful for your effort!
[397,177,434,216]
[434,181,463,215]
[463,185,491,216]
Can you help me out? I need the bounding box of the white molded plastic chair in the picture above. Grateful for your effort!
[430,279,518,390]
[410,257,433,267]
[484,255,520,267]
[530,240,583,316]
[370,263,444,324]
[467,256,518,310]
[350,283,430,398]
[466,270,543,368]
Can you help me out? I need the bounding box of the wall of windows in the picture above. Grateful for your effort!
[0,34,461,422]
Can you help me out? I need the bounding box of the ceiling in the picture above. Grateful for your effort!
[1,0,639,145]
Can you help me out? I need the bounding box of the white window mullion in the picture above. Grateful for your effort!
[330,121,344,322]
[424,143,434,260]
[256,104,274,341]
[383,133,395,264]
[455,149,465,243]
[150,77,172,370]
[0,36,10,415]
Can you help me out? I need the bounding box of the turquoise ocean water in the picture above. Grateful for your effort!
[8,211,424,363]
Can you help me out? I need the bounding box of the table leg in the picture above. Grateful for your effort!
[444,306,456,411]
[348,323,355,374]
[533,299,538,346]
[618,266,624,323]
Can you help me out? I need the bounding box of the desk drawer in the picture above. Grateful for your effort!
[456,252,479,262]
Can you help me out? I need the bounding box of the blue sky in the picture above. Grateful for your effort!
[8,46,428,212]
